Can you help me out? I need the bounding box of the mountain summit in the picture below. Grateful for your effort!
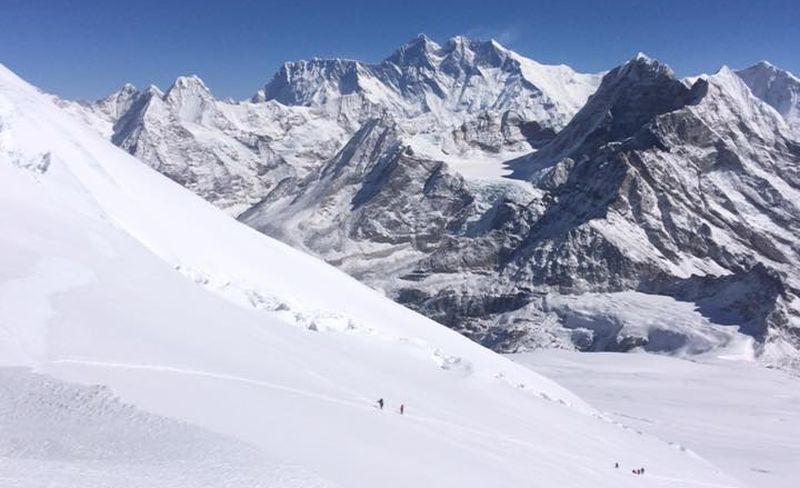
[259,34,602,140]
[736,61,800,135]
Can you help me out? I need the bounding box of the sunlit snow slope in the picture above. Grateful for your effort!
[0,64,741,487]
[517,351,800,488]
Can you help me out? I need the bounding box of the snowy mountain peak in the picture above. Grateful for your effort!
[117,82,139,95]
[736,61,800,135]
[385,33,442,66]
[619,52,674,79]
[754,60,776,70]
[166,75,211,97]
[163,75,216,123]
[94,83,143,119]
[144,84,164,98]
[262,58,364,107]
[513,56,697,175]
[255,34,602,154]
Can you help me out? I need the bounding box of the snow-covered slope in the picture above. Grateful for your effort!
[736,61,800,136]
[0,64,743,487]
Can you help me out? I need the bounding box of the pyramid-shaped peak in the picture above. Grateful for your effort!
[168,75,210,93]
[118,82,138,94]
[100,82,140,103]
[386,33,442,66]
[604,53,676,85]
[716,65,737,76]
[144,84,164,98]
[625,52,670,71]
[738,60,800,83]
[408,33,440,49]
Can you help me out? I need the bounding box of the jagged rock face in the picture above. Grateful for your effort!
[242,56,800,369]
[240,119,477,276]
[507,59,800,361]
[736,61,800,136]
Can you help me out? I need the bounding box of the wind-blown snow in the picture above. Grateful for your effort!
[0,63,744,486]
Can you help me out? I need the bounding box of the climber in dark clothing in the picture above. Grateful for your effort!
[377,398,384,410]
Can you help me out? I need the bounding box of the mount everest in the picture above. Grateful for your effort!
[59,36,800,368]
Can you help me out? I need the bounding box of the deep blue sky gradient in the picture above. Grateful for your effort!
[1,0,797,100]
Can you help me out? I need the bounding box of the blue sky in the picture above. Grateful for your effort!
[1,0,797,100]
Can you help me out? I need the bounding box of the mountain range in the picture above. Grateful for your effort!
[59,36,800,370]
[1,59,748,488]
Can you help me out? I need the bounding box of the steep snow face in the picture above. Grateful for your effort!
[244,55,800,369]
[0,63,744,487]
[736,61,800,135]
[261,35,602,155]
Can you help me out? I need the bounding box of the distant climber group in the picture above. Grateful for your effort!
[615,462,645,475]
[376,398,404,415]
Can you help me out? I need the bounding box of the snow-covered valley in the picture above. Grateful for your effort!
[517,350,800,488]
